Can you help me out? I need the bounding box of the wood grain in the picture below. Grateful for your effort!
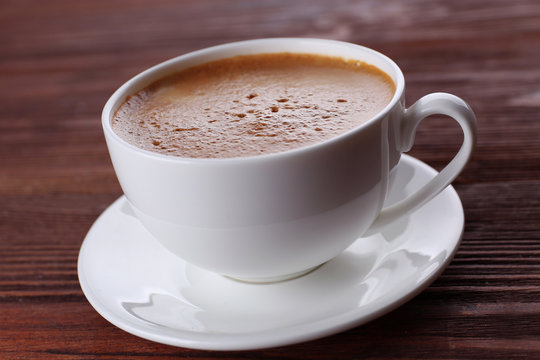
[1,0,539,358]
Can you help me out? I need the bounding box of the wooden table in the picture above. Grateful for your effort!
[1,0,539,358]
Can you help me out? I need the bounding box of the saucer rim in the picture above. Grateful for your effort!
[78,154,464,351]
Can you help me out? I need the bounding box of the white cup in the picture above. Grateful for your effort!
[102,38,477,283]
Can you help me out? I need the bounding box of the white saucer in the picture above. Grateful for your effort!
[78,154,464,351]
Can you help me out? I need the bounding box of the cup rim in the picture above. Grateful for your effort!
[102,38,405,164]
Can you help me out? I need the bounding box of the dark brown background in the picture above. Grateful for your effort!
[1,0,539,359]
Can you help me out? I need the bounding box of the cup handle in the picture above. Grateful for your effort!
[366,92,477,234]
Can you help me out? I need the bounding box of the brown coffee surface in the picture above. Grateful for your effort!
[112,53,395,158]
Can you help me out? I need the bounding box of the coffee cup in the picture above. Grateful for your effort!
[102,38,477,282]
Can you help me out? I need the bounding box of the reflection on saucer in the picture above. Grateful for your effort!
[121,243,441,334]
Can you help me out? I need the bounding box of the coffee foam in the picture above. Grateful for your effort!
[112,53,395,158]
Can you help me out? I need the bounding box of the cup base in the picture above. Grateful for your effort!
[224,264,324,284]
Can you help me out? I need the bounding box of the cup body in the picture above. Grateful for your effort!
[102,38,406,281]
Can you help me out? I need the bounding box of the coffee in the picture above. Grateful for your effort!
[112,53,395,158]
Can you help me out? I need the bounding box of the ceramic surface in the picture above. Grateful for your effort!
[78,155,464,351]
[102,38,475,280]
